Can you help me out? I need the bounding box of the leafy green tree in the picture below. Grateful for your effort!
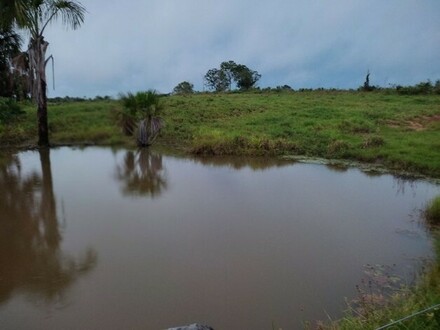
[204,68,230,92]
[0,26,19,97]
[173,81,194,95]
[0,0,23,98]
[220,60,237,90]
[6,0,86,146]
[118,90,164,147]
[205,61,261,92]
[232,64,261,90]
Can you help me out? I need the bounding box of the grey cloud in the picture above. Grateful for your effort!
[39,0,440,97]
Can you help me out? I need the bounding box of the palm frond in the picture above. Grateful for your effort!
[52,0,85,29]
[40,0,86,35]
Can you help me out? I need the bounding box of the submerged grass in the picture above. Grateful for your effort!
[314,231,440,330]
[426,196,440,226]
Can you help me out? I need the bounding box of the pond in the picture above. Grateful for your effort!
[0,147,438,330]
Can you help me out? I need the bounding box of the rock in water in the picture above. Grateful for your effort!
[167,324,214,330]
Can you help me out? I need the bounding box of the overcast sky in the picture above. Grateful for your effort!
[38,0,440,97]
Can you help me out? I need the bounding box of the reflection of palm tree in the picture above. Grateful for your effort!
[39,148,60,249]
[116,149,167,197]
[0,149,97,305]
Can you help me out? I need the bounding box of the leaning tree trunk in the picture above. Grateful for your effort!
[28,36,49,146]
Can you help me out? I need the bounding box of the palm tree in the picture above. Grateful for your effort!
[0,1,22,97]
[0,25,22,97]
[8,0,86,146]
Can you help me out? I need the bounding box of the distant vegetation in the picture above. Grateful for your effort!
[204,60,261,92]
[396,80,440,95]
[173,81,194,95]
[48,95,113,103]
[359,70,376,92]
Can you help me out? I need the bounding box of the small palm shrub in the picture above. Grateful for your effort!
[117,90,164,147]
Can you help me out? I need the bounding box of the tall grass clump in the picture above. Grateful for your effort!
[425,196,440,225]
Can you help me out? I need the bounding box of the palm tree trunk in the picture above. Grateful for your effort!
[29,36,50,146]
[37,77,49,146]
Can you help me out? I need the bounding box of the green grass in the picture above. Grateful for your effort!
[1,90,439,176]
[0,100,130,146]
[160,90,440,177]
[426,196,440,225]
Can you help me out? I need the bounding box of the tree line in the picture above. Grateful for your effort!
[173,60,261,95]
[204,60,261,92]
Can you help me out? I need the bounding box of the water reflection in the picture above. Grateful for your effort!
[115,149,167,197]
[326,163,349,173]
[190,155,294,170]
[0,147,437,330]
[393,176,418,197]
[0,149,97,305]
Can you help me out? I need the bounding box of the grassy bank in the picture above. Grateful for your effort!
[161,91,440,177]
[0,99,128,147]
[1,90,440,177]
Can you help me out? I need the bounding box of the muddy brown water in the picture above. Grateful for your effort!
[0,147,438,330]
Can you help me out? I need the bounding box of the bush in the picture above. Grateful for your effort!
[396,80,438,95]
[425,196,440,225]
[117,90,164,147]
[0,97,24,124]
[173,81,194,95]
[435,80,440,95]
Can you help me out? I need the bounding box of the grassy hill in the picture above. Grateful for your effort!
[1,90,440,177]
